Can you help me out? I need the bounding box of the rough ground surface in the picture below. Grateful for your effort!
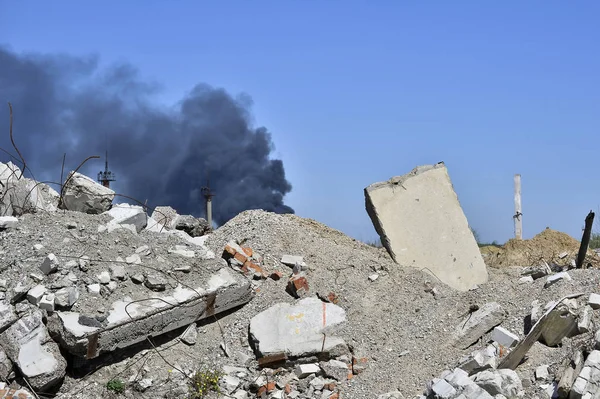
[3,206,600,398]
[482,228,600,269]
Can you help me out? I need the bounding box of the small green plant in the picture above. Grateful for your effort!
[106,378,125,394]
[188,368,222,398]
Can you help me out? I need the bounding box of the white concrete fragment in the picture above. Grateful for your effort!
[0,216,18,229]
[364,162,488,291]
[540,301,578,346]
[180,324,198,345]
[54,287,79,308]
[87,284,101,296]
[0,309,66,391]
[431,379,457,398]
[579,305,593,333]
[168,245,195,258]
[109,265,127,280]
[0,302,17,332]
[368,273,379,282]
[295,363,320,378]
[281,255,306,267]
[518,276,534,284]
[97,271,111,284]
[221,375,241,394]
[589,293,600,310]
[60,171,114,214]
[453,302,506,349]
[250,297,347,358]
[103,203,147,233]
[126,254,142,264]
[27,285,46,305]
[444,368,473,389]
[544,272,572,288]
[40,253,59,275]
[535,365,549,380]
[475,369,523,397]
[490,326,519,348]
[39,294,55,312]
[151,206,179,229]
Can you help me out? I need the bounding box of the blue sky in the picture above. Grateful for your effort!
[1,1,599,244]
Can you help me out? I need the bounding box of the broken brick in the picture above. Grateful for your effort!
[327,292,339,304]
[244,261,267,278]
[257,381,276,396]
[242,247,253,257]
[329,393,339,399]
[284,384,292,394]
[286,274,309,298]
[270,271,283,281]
[324,382,337,391]
[234,252,248,264]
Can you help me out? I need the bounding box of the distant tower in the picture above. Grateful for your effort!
[97,151,115,188]
[201,178,215,229]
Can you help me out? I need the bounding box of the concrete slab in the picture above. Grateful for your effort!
[249,296,347,359]
[364,162,488,291]
[47,268,253,359]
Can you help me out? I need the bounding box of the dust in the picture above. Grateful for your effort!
[483,227,600,269]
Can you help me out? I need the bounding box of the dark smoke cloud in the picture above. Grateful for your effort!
[0,46,294,225]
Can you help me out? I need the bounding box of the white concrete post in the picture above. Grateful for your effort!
[514,174,522,240]
[206,198,212,228]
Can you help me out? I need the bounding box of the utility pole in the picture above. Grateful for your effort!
[513,174,522,240]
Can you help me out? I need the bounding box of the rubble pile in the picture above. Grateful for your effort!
[483,228,600,269]
[2,160,600,398]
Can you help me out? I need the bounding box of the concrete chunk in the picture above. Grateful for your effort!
[39,294,55,312]
[431,379,457,398]
[0,216,18,229]
[48,268,252,359]
[40,253,59,275]
[578,305,593,333]
[490,326,519,348]
[589,293,600,310]
[544,272,572,288]
[281,255,306,267]
[0,302,17,333]
[27,285,46,306]
[453,302,506,349]
[540,301,579,346]
[151,206,179,229]
[250,297,347,359]
[54,287,79,308]
[295,363,320,378]
[475,369,523,397]
[364,163,488,291]
[0,309,66,391]
[103,203,147,233]
[109,265,127,280]
[60,171,114,214]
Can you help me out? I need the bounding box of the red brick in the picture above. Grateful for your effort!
[327,292,339,304]
[324,382,337,391]
[287,275,309,298]
[234,252,248,264]
[284,384,292,394]
[244,260,267,278]
[270,271,283,281]
[223,245,237,257]
[329,393,339,399]
[242,246,253,257]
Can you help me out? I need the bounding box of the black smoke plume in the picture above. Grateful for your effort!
[0,46,294,225]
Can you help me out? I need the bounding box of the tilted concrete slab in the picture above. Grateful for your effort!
[60,172,115,214]
[249,297,347,359]
[364,162,488,291]
[101,203,148,233]
[47,268,253,359]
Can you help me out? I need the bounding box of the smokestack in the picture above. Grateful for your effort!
[0,47,294,225]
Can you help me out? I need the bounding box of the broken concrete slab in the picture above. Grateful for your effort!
[250,297,347,359]
[0,309,67,391]
[540,300,579,346]
[453,302,506,349]
[458,345,498,375]
[364,162,488,292]
[47,268,253,359]
[589,293,600,309]
[174,214,210,237]
[521,264,551,279]
[4,178,59,216]
[491,326,519,348]
[60,171,115,214]
[102,203,148,233]
[0,302,17,333]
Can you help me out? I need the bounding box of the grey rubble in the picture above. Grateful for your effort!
[2,164,600,399]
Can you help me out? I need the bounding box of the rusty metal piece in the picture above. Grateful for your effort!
[86,333,99,359]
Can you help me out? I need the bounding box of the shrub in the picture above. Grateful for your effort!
[106,379,125,394]
[188,368,222,398]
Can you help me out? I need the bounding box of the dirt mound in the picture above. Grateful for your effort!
[483,227,600,268]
